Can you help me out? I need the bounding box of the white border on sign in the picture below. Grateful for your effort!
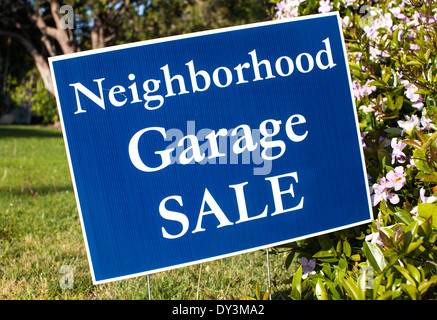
[49,11,374,285]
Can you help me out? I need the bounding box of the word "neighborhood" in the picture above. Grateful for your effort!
[68,38,336,114]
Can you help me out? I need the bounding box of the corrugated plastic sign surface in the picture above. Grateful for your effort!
[49,12,373,284]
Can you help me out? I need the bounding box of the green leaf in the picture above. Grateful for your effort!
[368,80,386,87]
[413,149,434,173]
[384,127,403,135]
[386,94,394,110]
[403,139,422,150]
[418,203,437,229]
[382,70,391,84]
[290,266,302,300]
[394,96,403,111]
[336,240,342,254]
[321,263,332,279]
[406,264,421,284]
[338,256,348,271]
[393,225,404,244]
[343,239,352,258]
[377,291,394,300]
[262,287,271,300]
[285,251,296,269]
[394,265,417,286]
[341,277,360,300]
[421,131,437,151]
[415,89,429,95]
[357,271,367,300]
[424,48,432,62]
[418,281,434,296]
[318,235,336,252]
[406,240,423,255]
[418,276,437,295]
[416,130,428,144]
[404,220,419,249]
[372,275,383,300]
[400,284,420,300]
[348,61,361,71]
[406,60,423,67]
[350,254,361,262]
[391,27,400,48]
[420,175,437,184]
[379,229,394,248]
[394,210,413,225]
[312,250,336,258]
[315,279,329,300]
[363,242,387,272]
[255,282,261,300]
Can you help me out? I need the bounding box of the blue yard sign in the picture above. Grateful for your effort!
[49,12,373,284]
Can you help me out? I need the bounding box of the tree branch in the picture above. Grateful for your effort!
[0,30,54,95]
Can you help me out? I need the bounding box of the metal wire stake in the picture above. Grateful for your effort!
[266,249,272,300]
[147,274,151,300]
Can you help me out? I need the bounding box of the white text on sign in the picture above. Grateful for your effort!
[68,38,336,113]
[159,170,304,239]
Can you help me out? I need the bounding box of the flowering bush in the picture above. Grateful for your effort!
[269,0,437,300]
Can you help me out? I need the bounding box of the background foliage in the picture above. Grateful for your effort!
[0,0,272,122]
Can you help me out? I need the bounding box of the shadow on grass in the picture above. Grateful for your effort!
[0,125,63,139]
[0,184,74,197]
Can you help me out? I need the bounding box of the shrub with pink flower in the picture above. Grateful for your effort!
[272,0,437,300]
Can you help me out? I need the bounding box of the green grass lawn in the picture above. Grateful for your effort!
[0,125,291,300]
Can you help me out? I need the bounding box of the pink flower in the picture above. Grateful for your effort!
[365,221,384,246]
[298,257,316,279]
[371,177,400,206]
[352,80,377,99]
[352,80,363,99]
[386,166,406,191]
[389,7,408,22]
[341,16,352,29]
[275,0,304,19]
[420,115,432,130]
[420,187,437,204]
[404,83,424,111]
[361,80,377,95]
[361,132,368,149]
[398,114,420,134]
[391,138,406,164]
[275,1,286,11]
[371,186,399,206]
[410,44,420,51]
[318,0,333,13]
[371,166,406,207]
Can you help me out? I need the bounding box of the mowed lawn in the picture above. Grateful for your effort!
[0,125,290,300]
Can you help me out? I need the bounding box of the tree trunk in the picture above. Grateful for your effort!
[91,15,105,49]
[2,37,11,96]
[34,54,54,96]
